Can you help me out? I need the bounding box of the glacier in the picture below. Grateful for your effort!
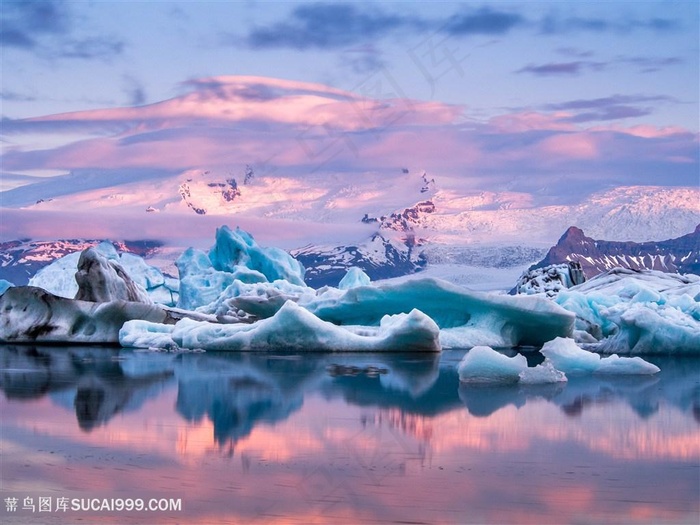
[168,227,575,350]
[555,269,700,354]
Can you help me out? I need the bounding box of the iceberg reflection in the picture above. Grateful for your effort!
[0,346,698,524]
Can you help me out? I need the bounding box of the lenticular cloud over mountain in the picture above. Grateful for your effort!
[2,75,697,200]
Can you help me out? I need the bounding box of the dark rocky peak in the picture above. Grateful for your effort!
[532,224,700,277]
[559,226,588,243]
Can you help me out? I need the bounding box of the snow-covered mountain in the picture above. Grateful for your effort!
[530,225,700,278]
[1,159,698,290]
[2,158,698,246]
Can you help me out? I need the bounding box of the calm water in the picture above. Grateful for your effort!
[0,345,698,525]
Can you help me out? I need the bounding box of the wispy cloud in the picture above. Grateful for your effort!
[544,94,674,123]
[0,90,37,102]
[242,3,525,51]
[122,75,148,106]
[443,7,524,36]
[617,55,684,73]
[0,0,124,61]
[238,3,682,53]
[539,13,679,34]
[244,3,422,50]
[519,52,683,78]
[516,61,606,76]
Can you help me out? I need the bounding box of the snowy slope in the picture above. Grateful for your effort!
[2,159,698,246]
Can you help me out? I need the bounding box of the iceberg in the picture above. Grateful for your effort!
[28,241,178,306]
[303,278,575,348]
[156,226,576,351]
[75,247,153,304]
[555,269,700,354]
[515,262,586,297]
[0,279,13,295]
[0,286,170,344]
[199,279,313,321]
[457,346,528,383]
[176,226,305,310]
[121,300,441,352]
[457,345,566,384]
[118,320,177,350]
[541,337,660,375]
[338,267,371,290]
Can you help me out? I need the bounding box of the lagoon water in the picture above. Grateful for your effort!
[1,345,698,524]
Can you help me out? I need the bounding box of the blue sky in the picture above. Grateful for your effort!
[2,1,697,123]
[1,1,698,199]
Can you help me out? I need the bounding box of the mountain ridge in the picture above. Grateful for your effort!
[532,224,700,277]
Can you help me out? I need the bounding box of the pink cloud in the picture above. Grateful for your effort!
[537,132,600,160]
[590,123,693,138]
[2,75,698,201]
[488,111,576,133]
[20,76,463,134]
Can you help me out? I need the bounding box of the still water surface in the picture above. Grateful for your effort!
[1,345,698,524]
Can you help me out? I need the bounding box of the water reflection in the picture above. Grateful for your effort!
[1,345,698,524]
[1,346,175,432]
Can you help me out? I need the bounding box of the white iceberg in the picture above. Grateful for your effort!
[457,345,567,384]
[518,360,568,385]
[121,300,441,352]
[556,269,700,354]
[28,241,178,306]
[0,286,169,344]
[541,337,660,375]
[175,228,574,350]
[119,320,178,350]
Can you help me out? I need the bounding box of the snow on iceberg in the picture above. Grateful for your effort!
[176,226,305,310]
[457,346,566,384]
[555,268,700,354]
[303,278,575,348]
[541,337,660,375]
[121,300,441,352]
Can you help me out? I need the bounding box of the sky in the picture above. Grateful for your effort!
[0,0,698,238]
